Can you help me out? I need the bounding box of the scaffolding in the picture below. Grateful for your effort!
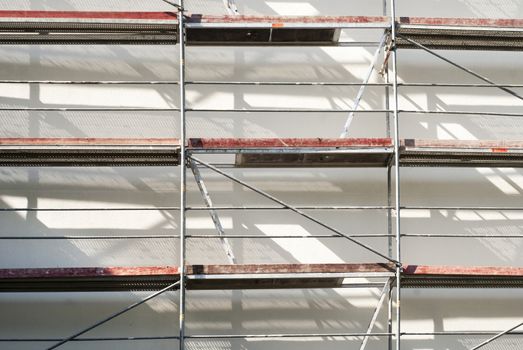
[0,1,522,350]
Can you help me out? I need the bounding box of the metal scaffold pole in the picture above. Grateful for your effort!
[178,3,187,350]
[390,0,402,349]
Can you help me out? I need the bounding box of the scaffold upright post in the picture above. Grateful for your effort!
[389,0,402,349]
[178,3,187,350]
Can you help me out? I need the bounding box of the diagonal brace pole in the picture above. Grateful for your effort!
[341,32,388,137]
[359,278,392,350]
[397,35,523,102]
[46,281,180,350]
[189,155,398,264]
[469,321,523,350]
[190,160,237,264]
[223,0,239,14]
[159,0,182,9]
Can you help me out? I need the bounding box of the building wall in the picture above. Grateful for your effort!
[0,1,521,349]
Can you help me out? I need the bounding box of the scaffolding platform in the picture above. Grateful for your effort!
[402,265,523,288]
[2,137,522,167]
[189,138,394,167]
[0,11,388,45]
[397,17,523,51]
[1,263,521,292]
[189,138,523,168]
[0,11,521,49]
[0,138,181,166]
[0,11,178,44]
[400,139,523,167]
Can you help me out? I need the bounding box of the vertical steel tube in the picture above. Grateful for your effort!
[387,279,394,350]
[178,4,187,350]
[387,166,393,350]
[389,0,401,349]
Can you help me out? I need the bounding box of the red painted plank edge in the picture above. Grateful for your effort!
[403,265,523,276]
[0,12,520,29]
[402,139,523,149]
[187,15,389,24]
[0,138,180,146]
[189,138,394,149]
[0,266,180,279]
[0,11,177,20]
[399,17,523,28]
[187,263,395,274]
[3,264,521,279]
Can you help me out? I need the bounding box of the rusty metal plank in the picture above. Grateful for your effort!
[1,264,523,291]
[0,138,180,146]
[189,138,393,148]
[0,11,178,21]
[401,139,523,167]
[187,263,395,275]
[0,266,180,279]
[403,265,523,276]
[189,138,393,167]
[397,17,523,51]
[402,265,523,288]
[187,15,389,25]
[398,17,523,28]
[402,139,523,149]
[0,266,180,292]
[0,138,181,166]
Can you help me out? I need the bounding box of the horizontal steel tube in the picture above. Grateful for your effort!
[2,331,521,342]
[402,234,523,238]
[1,205,523,212]
[399,83,523,88]
[400,109,523,117]
[188,108,391,113]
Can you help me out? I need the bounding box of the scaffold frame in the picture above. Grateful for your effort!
[0,1,521,350]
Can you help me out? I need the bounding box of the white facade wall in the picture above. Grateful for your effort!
[0,1,522,349]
